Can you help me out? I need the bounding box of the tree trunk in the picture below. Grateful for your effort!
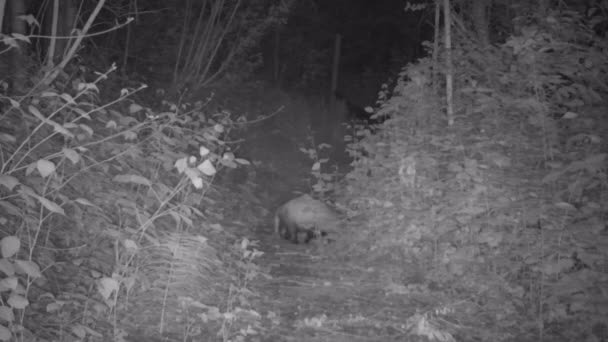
[7,0,27,93]
[44,0,77,66]
[471,0,490,46]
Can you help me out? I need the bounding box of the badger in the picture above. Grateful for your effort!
[273,194,340,244]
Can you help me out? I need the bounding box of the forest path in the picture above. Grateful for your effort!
[244,130,412,342]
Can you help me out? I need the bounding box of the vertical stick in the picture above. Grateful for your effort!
[432,0,440,91]
[0,0,5,30]
[330,33,341,107]
[273,26,280,85]
[443,0,454,126]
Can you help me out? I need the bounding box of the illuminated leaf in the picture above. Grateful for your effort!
[35,196,65,215]
[7,294,28,309]
[0,324,11,340]
[36,159,56,178]
[62,148,80,164]
[0,236,20,258]
[97,277,119,301]
[197,160,216,176]
[112,174,151,186]
[0,306,14,322]
[129,103,144,113]
[0,277,18,293]
[14,260,42,278]
[0,175,19,191]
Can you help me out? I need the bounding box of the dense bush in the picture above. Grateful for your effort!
[339,9,608,341]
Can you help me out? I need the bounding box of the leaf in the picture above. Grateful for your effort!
[0,133,15,143]
[59,93,75,104]
[77,82,99,93]
[41,91,58,98]
[168,211,182,226]
[0,306,14,323]
[561,111,578,119]
[34,196,65,215]
[198,160,217,176]
[220,158,237,169]
[36,159,56,178]
[541,258,574,275]
[25,163,36,176]
[0,175,20,191]
[62,148,80,164]
[14,260,42,278]
[72,324,86,338]
[53,123,74,138]
[122,239,138,250]
[106,120,117,129]
[3,37,19,48]
[78,124,93,136]
[0,260,15,276]
[174,157,188,174]
[46,301,63,313]
[10,32,30,43]
[7,294,28,309]
[129,103,144,113]
[554,202,576,211]
[0,236,20,258]
[542,169,564,183]
[0,278,17,291]
[74,198,95,207]
[199,146,210,157]
[112,174,151,186]
[18,185,36,198]
[192,176,204,189]
[28,105,45,121]
[235,158,250,165]
[0,324,11,341]
[213,124,224,133]
[63,122,77,129]
[203,131,218,142]
[476,231,503,248]
[82,325,103,338]
[97,277,119,301]
[16,14,38,27]
[122,130,137,140]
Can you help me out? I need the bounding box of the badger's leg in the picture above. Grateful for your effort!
[303,229,315,243]
[292,225,302,244]
[277,218,287,239]
[284,222,299,243]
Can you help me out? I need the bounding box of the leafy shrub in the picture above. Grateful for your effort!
[0,65,262,341]
[338,8,608,342]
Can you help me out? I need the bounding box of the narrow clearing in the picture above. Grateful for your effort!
[244,122,417,342]
[258,233,414,342]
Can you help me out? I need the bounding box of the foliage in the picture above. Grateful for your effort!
[172,0,296,90]
[0,61,264,341]
[299,141,338,197]
[340,7,608,342]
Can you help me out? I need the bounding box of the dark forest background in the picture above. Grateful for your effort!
[0,0,607,341]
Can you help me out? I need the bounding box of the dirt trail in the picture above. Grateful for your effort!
[232,92,415,341]
[252,224,415,342]
[247,159,412,341]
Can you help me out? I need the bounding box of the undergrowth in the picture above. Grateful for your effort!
[338,9,608,342]
[0,64,264,341]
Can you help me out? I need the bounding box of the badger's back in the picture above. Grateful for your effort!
[274,194,340,243]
